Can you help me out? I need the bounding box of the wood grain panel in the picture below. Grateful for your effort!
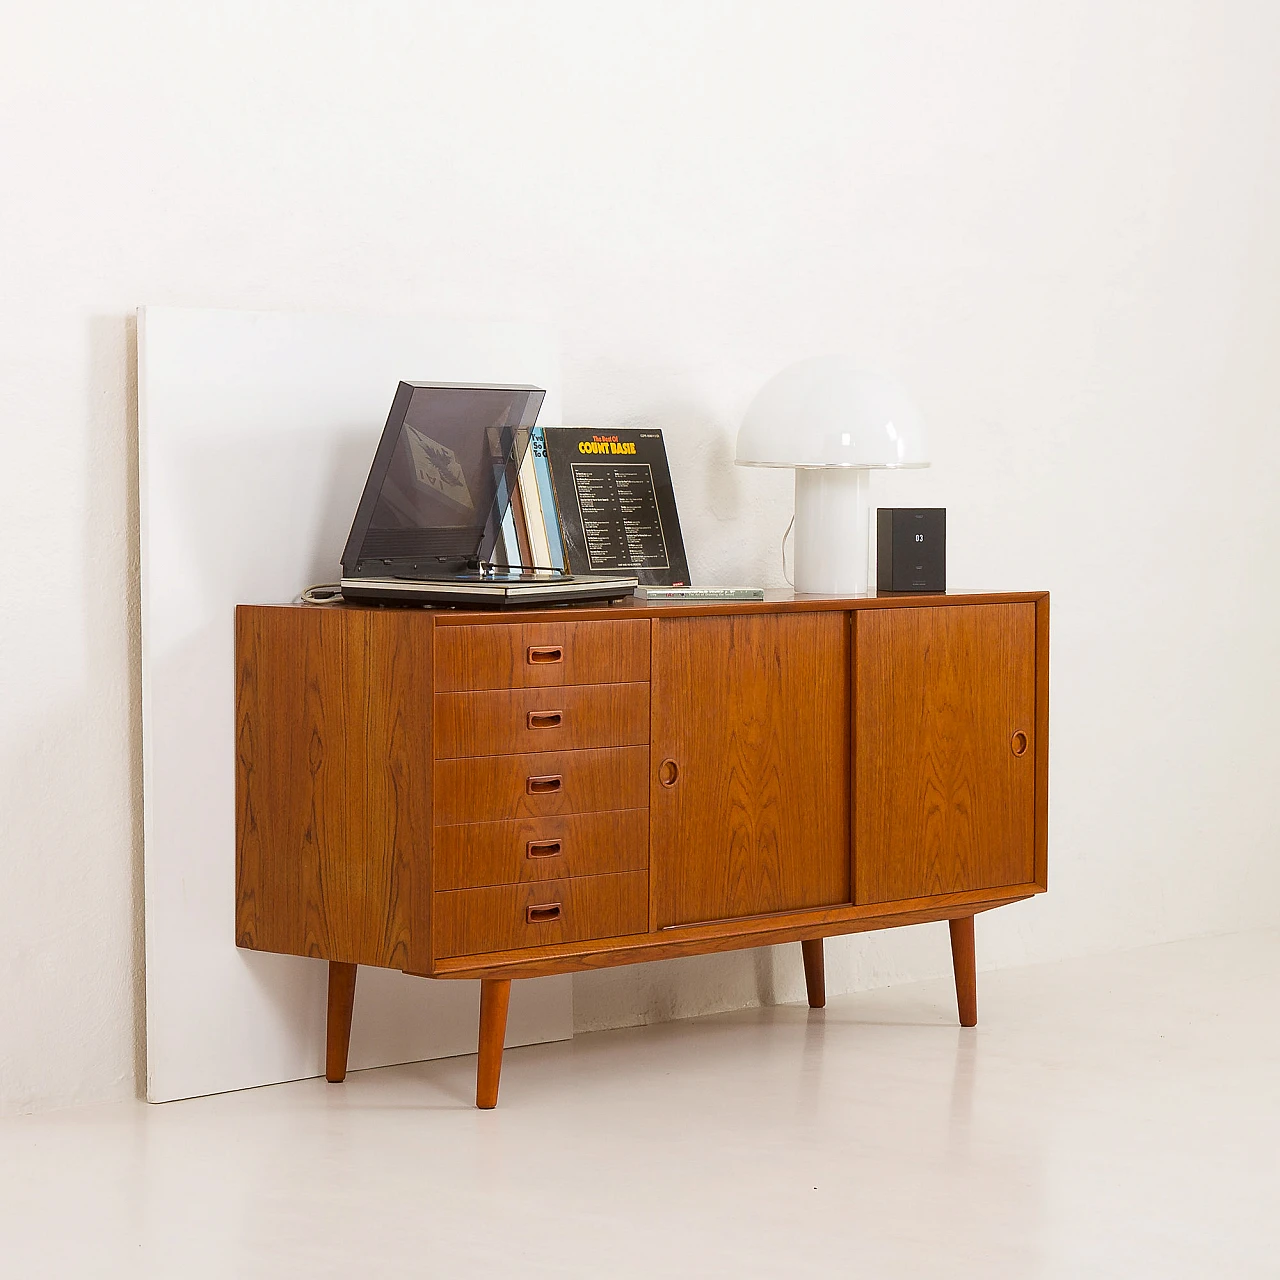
[435,619,651,690]
[854,602,1036,904]
[1034,594,1050,890]
[426,886,1036,980]
[650,612,851,928]
[236,593,1047,988]
[433,809,649,890]
[234,605,431,969]
[434,683,649,758]
[433,746,649,825]
[434,872,649,958]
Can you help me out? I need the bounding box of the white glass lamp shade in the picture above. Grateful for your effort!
[736,357,930,595]
[736,355,929,469]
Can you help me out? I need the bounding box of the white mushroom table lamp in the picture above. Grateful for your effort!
[736,356,930,595]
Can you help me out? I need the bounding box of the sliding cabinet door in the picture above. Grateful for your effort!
[854,603,1037,905]
[651,612,850,928]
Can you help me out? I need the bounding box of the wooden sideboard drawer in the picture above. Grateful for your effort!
[434,809,650,891]
[434,683,650,758]
[435,619,651,691]
[434,746,650,825]
[434,871,649,958]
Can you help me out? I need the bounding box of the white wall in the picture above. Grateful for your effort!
[3,0,1279,1114]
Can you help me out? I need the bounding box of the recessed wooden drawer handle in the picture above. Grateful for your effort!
[526,839,563,859]
[527,645,564,665]
[526,902,562,924]
[1011,731,1029,757]
[527,710,564,730]
[526,774,563,795]
[658,759,679,787]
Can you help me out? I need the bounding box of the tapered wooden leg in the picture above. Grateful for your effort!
[949,916,978,1028]
[326,961,358,1082]
[800,938,826,1009]
[476,979,512,1109]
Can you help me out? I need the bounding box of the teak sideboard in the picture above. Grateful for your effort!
[235,591,1048,1107]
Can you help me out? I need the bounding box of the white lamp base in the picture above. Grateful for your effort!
[793,468,871,595]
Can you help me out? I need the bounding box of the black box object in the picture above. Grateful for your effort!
[877,508,946,593]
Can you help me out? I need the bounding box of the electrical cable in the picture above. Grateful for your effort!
[298,584,343,604]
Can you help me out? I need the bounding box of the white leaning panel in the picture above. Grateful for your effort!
[138,306,571,1104]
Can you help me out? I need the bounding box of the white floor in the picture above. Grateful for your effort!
[3,930,1278,1279]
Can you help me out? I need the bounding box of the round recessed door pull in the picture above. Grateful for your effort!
[1011,730,1029,757]
[658,759,680,787]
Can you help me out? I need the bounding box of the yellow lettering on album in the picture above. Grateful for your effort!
[576,439,638,455]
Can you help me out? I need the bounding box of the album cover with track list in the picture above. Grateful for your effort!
[541,427,690,586]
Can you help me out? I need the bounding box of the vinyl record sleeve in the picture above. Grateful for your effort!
[523,427,565,571]
[542,427,690,586]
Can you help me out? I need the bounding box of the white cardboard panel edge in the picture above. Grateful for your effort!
[138,306,572,1103]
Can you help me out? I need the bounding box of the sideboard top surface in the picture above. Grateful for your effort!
[240,589,1048,627]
